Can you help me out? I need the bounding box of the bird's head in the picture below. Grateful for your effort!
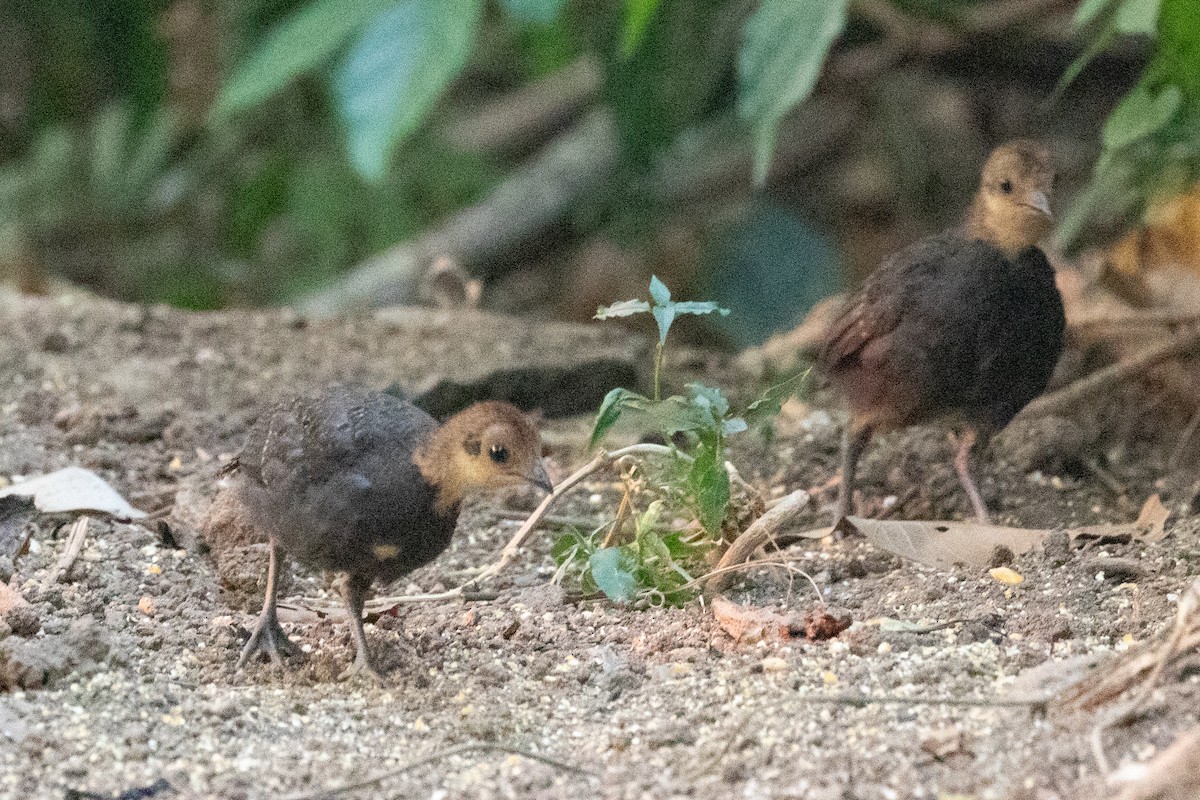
[419,401,551,509]
[970,140,1055,256]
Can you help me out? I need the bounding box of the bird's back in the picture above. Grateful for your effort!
[819,230,1064,431]
[234,386,458,581]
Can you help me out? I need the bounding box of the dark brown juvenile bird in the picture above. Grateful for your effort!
[818,140,1065,523]
[227,387,551,678]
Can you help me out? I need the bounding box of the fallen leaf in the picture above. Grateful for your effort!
[711,595,790,644]
[0,467,146,519]
[1133,493,1170,543]
[1068,522,1139,543]
[989,567,1024,585]
[841,517,1047,570]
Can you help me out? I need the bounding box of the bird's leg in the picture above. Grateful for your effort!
[836,423,873,521]
[339,573,384,682]
[951,427,990,524]
[237,540,295,669]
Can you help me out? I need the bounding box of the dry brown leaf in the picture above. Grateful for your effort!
[1111,726,1200,800]
[711,595,790,644]
[841,516,1048,570]
[1068,522,1139,543]
[1133,493,1170,543]
[1108,186,1200,284]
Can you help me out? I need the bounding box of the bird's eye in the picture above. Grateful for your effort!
[1000,180,1013,194]
[489,445,509,464]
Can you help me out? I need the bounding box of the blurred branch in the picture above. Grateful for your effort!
[299,110,618,315]
[440,57,602,154]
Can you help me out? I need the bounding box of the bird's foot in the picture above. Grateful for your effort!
[237,613,295,669]
[338,650,385,684]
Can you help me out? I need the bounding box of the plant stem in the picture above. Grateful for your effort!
[653,342,663,401]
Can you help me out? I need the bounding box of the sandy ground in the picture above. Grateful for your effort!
[0,288,1197,800]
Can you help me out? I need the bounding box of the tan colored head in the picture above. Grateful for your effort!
[966,140,1055,257]
[416,401,551,511]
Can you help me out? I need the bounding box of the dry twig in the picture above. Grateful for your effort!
[706,489,816,593]
[47,516,89,584]
[1017,325,1200,421]
[279,742,595,800]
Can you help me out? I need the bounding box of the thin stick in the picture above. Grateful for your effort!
[1017,325,1200,421]
[279,742,595,800]
[797,693,1045,709]
[680,557,823,603]
[47,516,89,583]
[1069,310,1200,331]
[706,489,813,593]
[1168,405,1200,471]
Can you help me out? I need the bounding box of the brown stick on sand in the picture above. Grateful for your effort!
[706,489,816,594]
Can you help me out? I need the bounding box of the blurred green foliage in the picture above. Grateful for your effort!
[1059,0,1200,247]
[0,0,1195,311]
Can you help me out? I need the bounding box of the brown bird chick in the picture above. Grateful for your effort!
[228,387,551,678]
[819,140,1065,523]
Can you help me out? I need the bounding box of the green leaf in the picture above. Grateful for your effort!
[648,274,671,305]
[620,0,663,57]
[1102,83,1182,150]
[588,387,649,451]
[1073,0,1118,29]
[589,547,640,602]
[594,299,651,319]
[333,0,484,180]
[670,301,731,317]
[498,0,567,25]
[686,382,730,420]
[688,442,730,535]
[645,276,729,345]
[738,0,849,185]
[743,370,809,427]
[722,417,748,436]
[1116,0,1159,34]
[213,0,393,119]
[1051,25,1119,101]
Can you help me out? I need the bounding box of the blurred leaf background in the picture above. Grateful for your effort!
[0,0,1191,345]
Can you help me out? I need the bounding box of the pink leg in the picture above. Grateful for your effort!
[952,428,989,524]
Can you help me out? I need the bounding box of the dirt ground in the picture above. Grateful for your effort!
[0,287,1197,800]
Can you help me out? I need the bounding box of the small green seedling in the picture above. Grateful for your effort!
[557,276,807,605]
[595,274,729,402]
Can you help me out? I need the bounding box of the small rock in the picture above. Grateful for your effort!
[994,416,1088,473]
[1044,529,1072,564]
[1081,556,1145,583]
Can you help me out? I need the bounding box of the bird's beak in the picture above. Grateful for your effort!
[1024,190,1052,218]
[527,460,554,494]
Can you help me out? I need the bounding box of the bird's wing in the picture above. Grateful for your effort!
[819,235,954,371]
[236,388,435,489]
